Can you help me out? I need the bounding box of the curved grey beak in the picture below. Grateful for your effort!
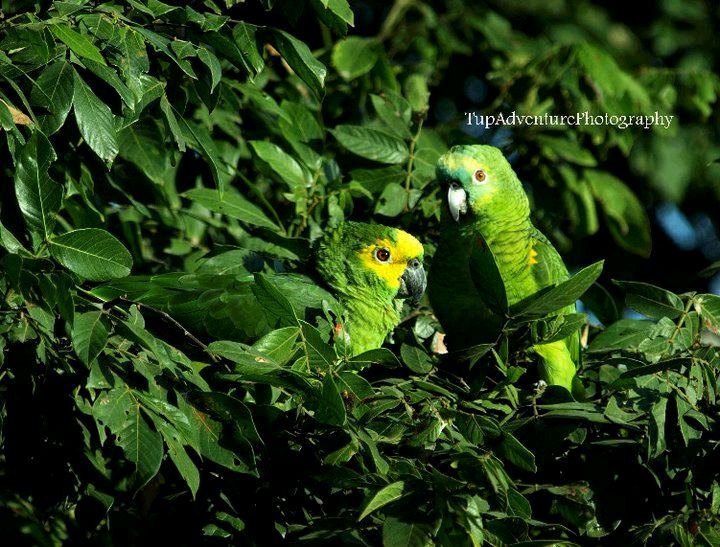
[398,258,426,303]
[447,183,467,222]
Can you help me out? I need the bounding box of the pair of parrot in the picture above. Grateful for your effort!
[105,145,582,395]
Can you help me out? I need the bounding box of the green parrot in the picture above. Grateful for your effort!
[95,221,426,356]
[428,144,583,396]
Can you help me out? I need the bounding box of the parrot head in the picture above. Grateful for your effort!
[436,144,526,223]
[316,222,426,303]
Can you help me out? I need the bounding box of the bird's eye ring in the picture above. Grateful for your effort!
[375,248,391,262]
[474,169,487,184]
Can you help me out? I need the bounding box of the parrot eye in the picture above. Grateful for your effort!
[374,248,391,262]
[473,169,487,184]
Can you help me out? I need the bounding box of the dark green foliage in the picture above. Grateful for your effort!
[0,1,719,545]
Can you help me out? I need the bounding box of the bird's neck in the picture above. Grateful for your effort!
[340,288,400,355]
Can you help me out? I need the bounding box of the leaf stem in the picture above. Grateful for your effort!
[233,168,287,236]
[665,295,696,354]
[403,115,424,211]
[377,0,414,42]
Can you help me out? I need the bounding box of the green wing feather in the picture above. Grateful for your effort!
[529,228,583,395]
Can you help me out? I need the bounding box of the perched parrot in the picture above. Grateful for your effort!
[428,144,583,396]
[95,221,426,356]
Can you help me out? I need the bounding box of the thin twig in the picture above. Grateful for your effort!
[128,299,220,362]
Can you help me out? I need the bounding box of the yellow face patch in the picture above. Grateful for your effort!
[358,230,424,289]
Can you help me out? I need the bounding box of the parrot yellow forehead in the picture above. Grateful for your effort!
[440,152,495,178]
[358,229,424,289]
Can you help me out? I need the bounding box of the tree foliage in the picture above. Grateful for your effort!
[0,0,719,545]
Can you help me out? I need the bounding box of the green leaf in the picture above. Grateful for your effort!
[300,321,336,372]
[159,94,186,151]
[72,311,109,365]
[337,371,374,400]
[197,46,222,92]
[404,74,430,113]
[0,219,29,255]
[371,94,412,140]
[648,395,669,458]
[538,135,597,167]
[250,141,308,189]
[587,319,654,352]
[177,395,256,474]
[382,518,429,547]
[332,37,379,80]
[117,123,170,184]
[231,23,264,75]
[320,0,354,26]
[266,29,326,98]
[400,343,433,373]
[82,58,136,109]
[127,0,178,16]
[347,348,401,369]
[280,100,323,143]
[375,183,408,217]
[587,171,651,257]
[0,100,15,130]
[93,387,163,488]
[14,132,62,240]
[359,481,405,520]
[614,280,685,319]
[49,228,133,281]
[190,392,262,444]
[496,433,537,472]
[252,327,300,366]
[176,118,222,190]
[50,24,106,65]
[157,421,200,498]
[30,61,74,134]
[514,261,604,317]
[183,187,279,231]
[613,357,687,380]
[700,261,720,278]
[314,374,346,426]
[73,70,118,163]
[332,125,409,164]
[209,342,281,376]
[695,294,720,335]
[533,313,587,345]
[251,273,299,327]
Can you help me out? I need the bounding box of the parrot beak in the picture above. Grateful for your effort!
[447,183,467,222]
[398,258,427,303]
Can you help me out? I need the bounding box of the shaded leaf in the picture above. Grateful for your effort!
[14,132,61,239]
[587,171,651,257]
[266,29,326,98]
[72,311,109,365]
[359,481,405,520]
[314,374,346,426]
